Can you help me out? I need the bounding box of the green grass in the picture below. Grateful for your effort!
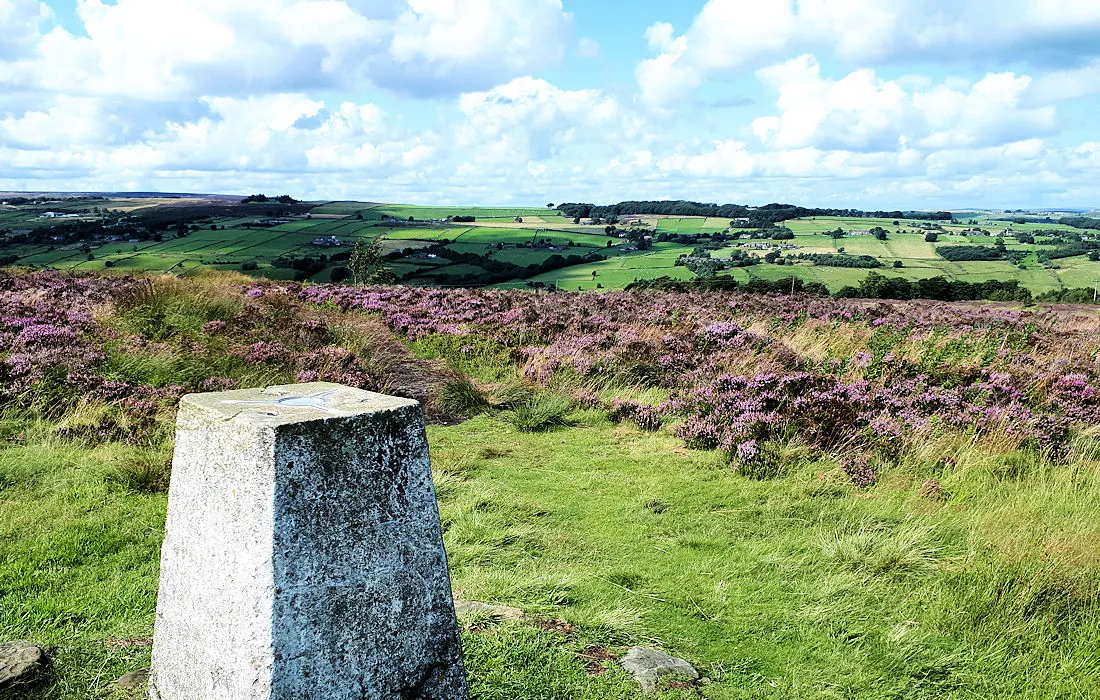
[517,246,694,291]
[376,205,561,220]
[308,201,383,216]
[385,226,472,242]
[654,217,729,235]
[7,412,1097,698]
[441,417,1100,698]
[505,394,573,432]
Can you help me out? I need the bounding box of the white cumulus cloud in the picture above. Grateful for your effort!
[749,56,1057,153]
[1,0,573,99]
[636,0,1100,107]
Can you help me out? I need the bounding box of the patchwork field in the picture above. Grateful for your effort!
[1,197,1098,297]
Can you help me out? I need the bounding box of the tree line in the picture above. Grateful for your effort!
[557,201,954,226]
[626,272,1033,303]
[1062,217,1100,230]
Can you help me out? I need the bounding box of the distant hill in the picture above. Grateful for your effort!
[0,191,246,200]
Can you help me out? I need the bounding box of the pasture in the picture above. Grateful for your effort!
[519,245,693,291]
[1,197,1098,295]
[375,204,560,221]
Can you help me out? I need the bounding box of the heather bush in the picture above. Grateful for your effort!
[733,439,786,480]
[293,281,1100,474]
[605,399,665,432]
[1,271,1096,472]
[841,453,878,488]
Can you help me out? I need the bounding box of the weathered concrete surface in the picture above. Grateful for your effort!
[0,641,43,689]
[150,383,467,700]
[620,646,698,694]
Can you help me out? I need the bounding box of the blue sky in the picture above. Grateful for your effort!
[2,0,1100,209]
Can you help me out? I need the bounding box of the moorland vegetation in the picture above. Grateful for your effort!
[1,270,1098,698]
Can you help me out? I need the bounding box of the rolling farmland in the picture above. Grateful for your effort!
[1,197,1098,296]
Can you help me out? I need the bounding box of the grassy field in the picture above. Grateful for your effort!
[655,217,730,235]
[375,205,560,220]
[518,245,692,291]
[7,411,1100,699]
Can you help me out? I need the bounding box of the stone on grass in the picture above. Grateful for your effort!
[0,641,43,689]
[116,668,150,692]
[149,383,468,700]
[620,646,698,694]
[453,600,526,621]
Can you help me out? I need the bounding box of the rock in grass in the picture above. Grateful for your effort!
[0,641,44,689]
[453,600,525,621]
[619,646,698,694]
[116,668,151,692]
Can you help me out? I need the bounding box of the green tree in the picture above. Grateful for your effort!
[924,232,939,243]
[349,240,397,285]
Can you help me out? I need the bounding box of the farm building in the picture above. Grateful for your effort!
[311,235,344,247]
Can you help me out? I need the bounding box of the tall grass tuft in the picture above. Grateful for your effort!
[109,276,242,340]
[486,380,538,411]
[506,394,573,433]
[819,525,942,577]
[438,377,491,418]
[105,448,172,494]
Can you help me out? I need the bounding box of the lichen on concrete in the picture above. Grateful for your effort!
[150,382,468,700]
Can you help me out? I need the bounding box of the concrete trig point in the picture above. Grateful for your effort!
[149,383,468,699]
